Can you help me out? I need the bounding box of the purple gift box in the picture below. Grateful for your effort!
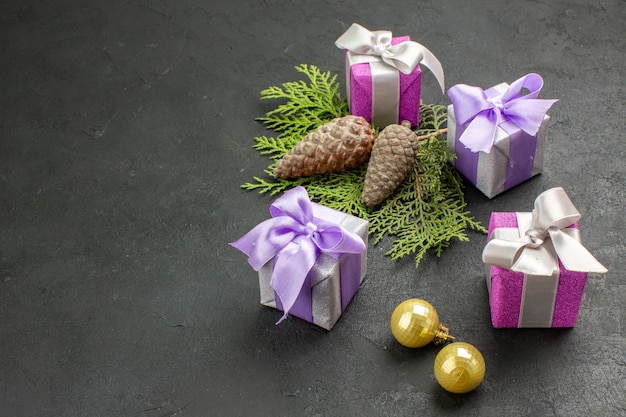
[345,35,422,128]
[447,74,557,199]
[258,203,368,330]
[485,212,587,328]
[230,187,368,330]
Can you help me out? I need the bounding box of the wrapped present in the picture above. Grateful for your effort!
[447,73,558,198]
[335,23,445,128]
[230,187,368,330]
[482,188,607,328]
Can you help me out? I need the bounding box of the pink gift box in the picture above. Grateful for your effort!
[345,36,422,128]
[486,212,588,328]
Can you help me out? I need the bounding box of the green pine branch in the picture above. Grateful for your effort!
[256,63,348,141]
[242,64,486,268]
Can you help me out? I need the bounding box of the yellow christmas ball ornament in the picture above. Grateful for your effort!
[390,298,454,348]
[434,342,485,394]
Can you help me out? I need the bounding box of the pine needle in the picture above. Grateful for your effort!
[242,64,486,268]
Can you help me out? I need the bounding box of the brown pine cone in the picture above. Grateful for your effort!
[361,121,419,207]
[274,115,376,179]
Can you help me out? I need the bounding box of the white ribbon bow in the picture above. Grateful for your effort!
[335,23,445,93]
[482,187,607,276]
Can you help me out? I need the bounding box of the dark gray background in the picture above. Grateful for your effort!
[1,1,624,416]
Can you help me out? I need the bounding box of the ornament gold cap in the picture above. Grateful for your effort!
[433,324,455,345]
